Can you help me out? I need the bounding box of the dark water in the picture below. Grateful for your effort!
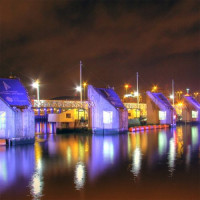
[0,124,199,200]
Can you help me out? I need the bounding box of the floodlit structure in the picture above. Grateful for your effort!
[182,95,200,123]
[146,91,174,125]
[0,78,35,144]
[88,85,128,134]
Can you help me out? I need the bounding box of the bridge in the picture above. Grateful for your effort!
[31,100,147,118]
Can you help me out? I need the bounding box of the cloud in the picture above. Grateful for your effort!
[0,0,199,98]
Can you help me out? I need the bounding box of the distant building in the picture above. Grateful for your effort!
[182,95,200,123]
[146,91,175,125]
[0,78,35,144]
[88,85,128,134]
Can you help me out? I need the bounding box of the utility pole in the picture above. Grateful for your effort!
[80,60,83,104]
[136,72,139,118]
[172,79,175,126]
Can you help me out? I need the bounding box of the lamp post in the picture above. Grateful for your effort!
[177,91,183,100]
[32,80,40,107]
[124,84,129,95]
[83,82,87,100]
[194,92,199,99]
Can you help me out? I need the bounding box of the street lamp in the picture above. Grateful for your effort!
[176,91,183,100]
[32,80,40,107]
[124,84,129,95]
[83,82,87,100]
[151,85,158,92]
[186,88,190,95]
[194,92,199,99]
[76,86,82,92]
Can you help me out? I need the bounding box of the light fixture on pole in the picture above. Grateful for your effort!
[83,82,87,100]
[124,84,129,94]
[32,79,40,107]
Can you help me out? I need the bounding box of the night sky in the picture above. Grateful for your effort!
[0,0,199,99]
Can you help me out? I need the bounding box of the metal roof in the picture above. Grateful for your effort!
[94,87,125,109]
[0,78,30,107]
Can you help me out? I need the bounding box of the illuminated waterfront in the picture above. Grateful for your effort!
[0,124,199,200]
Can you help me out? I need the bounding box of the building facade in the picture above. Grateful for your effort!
[88,85,128,134]
[146,91,175,125]
[0,78,35,143]
[182,95,200,123]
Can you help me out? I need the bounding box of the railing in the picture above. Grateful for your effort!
[32,100,94,109]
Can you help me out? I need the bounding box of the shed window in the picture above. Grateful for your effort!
[159,111,166,120]
[103,111,113,124]
[0,111,6,130]
[192,111,198,119]
[66,113,71,118]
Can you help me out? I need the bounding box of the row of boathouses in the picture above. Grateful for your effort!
[0,77,199,143]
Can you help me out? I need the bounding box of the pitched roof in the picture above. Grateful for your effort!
[147,91,173,110]
[184,95,200,110]
[94,87,125,109]
[0,78,30,107]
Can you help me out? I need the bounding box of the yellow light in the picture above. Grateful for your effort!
[151,85,158,92]
[124,84,129,89]
[83,82,87,87]
[177,101,184,107]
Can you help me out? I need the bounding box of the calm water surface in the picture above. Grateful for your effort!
[0,124,199,200]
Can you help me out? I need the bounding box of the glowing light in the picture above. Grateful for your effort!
[32,80,39,88]
[192,111,198,119]
[170,94,174,99]
[177,102,183,107]
[134,91,139,97]
[76,86,82,92]
[103,111,113,124]
[83,82,87,87]
[159,111,166,120]
[151,85,158,92]
[124,84,129,89]
[74,162,85,190]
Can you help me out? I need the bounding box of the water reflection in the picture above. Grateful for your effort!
[29,142,44,200]
[89,135,119,181]
[0,145,35,195]
[158,130,167,156]
[74,162,86,190]
[131,147,142,177]
[0,124,199,199]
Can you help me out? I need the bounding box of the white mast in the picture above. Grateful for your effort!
[172,79,174,107]
[136,72,139,118]
[172,79,175,126]
[80,61,83,104]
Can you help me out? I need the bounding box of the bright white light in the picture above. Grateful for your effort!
[32,80,39,88]
[134,91,139,97]
[170,95,174,99]
[76,86,82,92]
[124,94,134,98]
